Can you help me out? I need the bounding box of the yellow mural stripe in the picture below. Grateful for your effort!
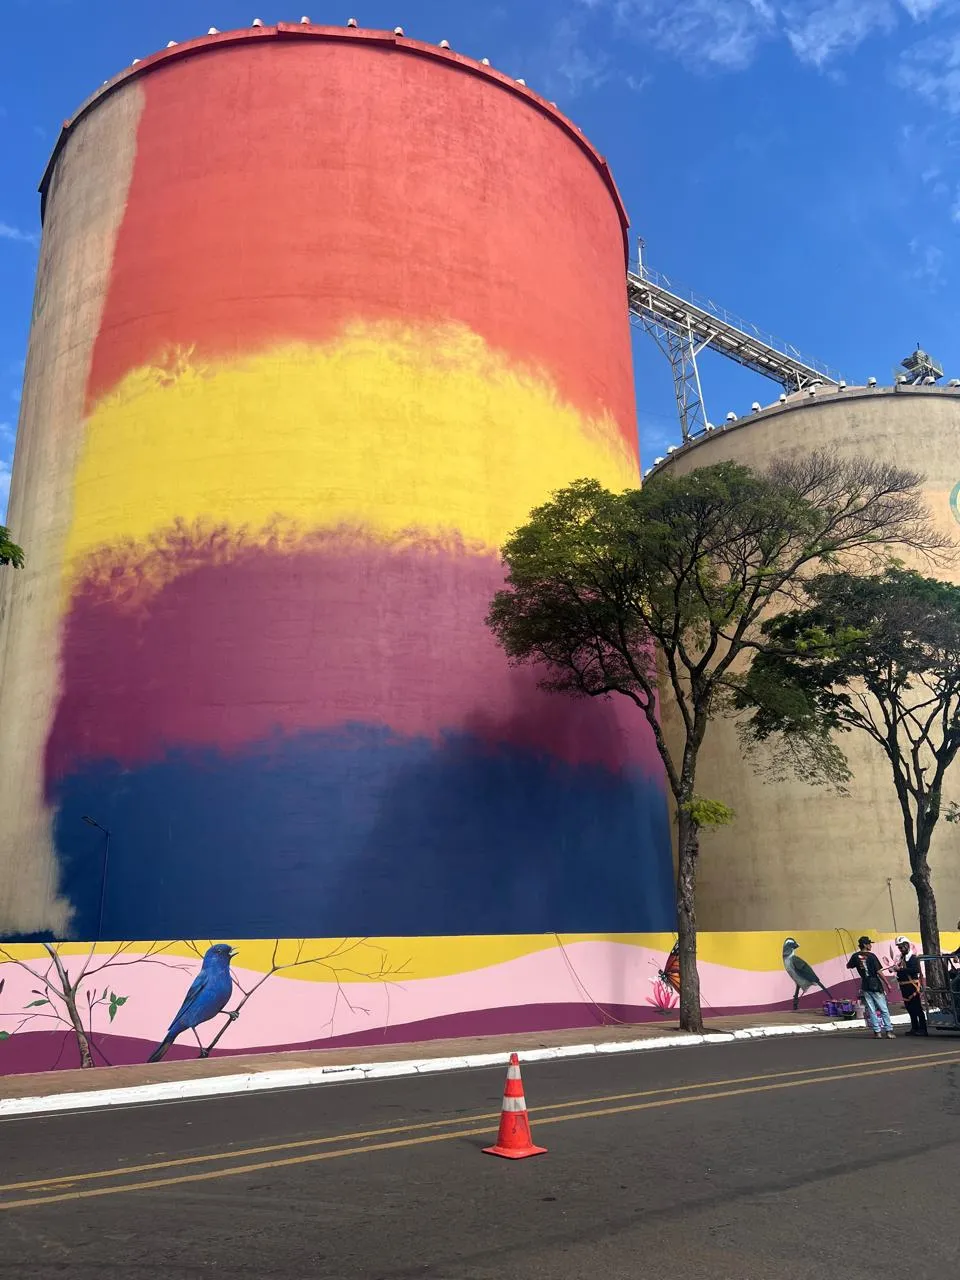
[64,322,638,580]
[2,1046,952,1194]
[693,929,960,971]
[3,1053,957,1211]
[1,935,596,979]
[20,931,957,977]
[10,931,956,982]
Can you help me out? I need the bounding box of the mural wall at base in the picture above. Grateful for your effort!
[3,930,954,1077]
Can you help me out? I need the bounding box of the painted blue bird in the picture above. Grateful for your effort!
[782,937,832,1010]
[148,944,238,1062]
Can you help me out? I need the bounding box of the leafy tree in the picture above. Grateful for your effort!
[0,526,23,569]
[739,568,960,977]
[487,455,948,1032]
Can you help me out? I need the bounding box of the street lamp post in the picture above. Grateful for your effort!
[886,877,898,935]
[82,816,111,942]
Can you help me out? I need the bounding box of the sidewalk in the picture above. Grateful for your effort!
[0,1006,904,1117]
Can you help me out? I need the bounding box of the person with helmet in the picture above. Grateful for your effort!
[891,937,927,1036]
[847,937,895,1038]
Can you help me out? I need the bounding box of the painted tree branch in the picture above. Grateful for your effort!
[0,941,193,1069]
[198,938,412,1058]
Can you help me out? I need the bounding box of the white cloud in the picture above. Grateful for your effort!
[574,0,955,75]
[908,236,947,287]
[897,30,960,112]
[784,0,897,68]
[0,222,39,247]
[625,72,652,91]
[899,0,948,17]
[556,16,611,93]
[538,14,612,96]
[611,0,776,70]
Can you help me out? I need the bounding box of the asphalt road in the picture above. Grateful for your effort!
[1,1032,959,1279]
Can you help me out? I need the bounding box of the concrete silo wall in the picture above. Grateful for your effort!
[0,83,145,936]
[0,25,674,942]
[656,387,960,932]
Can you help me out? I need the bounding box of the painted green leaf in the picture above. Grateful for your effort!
[108,995,128,1022]
[0,1031,10,1041]
[25,999,48,1008]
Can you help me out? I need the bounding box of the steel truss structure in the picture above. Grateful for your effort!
[627,246,841,440]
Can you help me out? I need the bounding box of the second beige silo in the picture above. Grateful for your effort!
[655,385,960,933]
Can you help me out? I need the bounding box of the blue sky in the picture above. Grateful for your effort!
[2,0,959,517]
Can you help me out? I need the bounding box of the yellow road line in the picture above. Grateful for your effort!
[1,1053,957,1212]
[2,1046,954,1195]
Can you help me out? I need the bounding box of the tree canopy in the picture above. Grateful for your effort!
[0,527,23,569]
[739,567,960,968]
[488,454,948,1031]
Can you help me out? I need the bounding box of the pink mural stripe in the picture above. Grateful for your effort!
[0,941,869,1077]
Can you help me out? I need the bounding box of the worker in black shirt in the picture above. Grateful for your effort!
[847,937,895,1038]
[892,936,927,1036]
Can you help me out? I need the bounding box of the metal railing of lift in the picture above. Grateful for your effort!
[628,262,841,383]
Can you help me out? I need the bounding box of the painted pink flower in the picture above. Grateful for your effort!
[648,978,679,1013]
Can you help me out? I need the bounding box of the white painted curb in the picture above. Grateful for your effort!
[0,1012,912,1120]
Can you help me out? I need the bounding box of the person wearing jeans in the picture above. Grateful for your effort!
[847,936,895,1038]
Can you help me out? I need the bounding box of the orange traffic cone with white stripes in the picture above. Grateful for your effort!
[483,1052,547,1160]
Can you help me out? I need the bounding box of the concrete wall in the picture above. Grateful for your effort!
[655,385,960,933]
[0,25,674,941]
[0,82,144,936]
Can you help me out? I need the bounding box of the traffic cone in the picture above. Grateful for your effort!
[483,1052,547,1159]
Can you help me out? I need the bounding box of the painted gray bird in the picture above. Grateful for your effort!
[782,937,832,1010]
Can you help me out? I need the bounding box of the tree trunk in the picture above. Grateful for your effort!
[61,988,95,1069]
[42,945,95,1068]
[911,830,945,993]
[676,805,704,1034]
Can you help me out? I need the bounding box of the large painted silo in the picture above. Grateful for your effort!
[655,384,960,933]
[0,23,674,941]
